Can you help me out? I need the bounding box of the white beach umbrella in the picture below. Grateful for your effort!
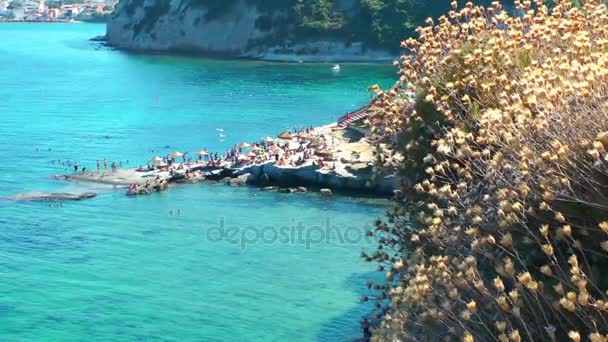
[171,151,183,158]
[262,136,274,142]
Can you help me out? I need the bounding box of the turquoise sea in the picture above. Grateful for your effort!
[0,23,396,341]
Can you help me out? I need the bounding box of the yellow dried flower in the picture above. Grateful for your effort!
[510,329,521,342]
[466,300,477,313]
[589,333,607,342]
[540,265,552,276]
[569,331,581,342]
[541,244,554,256]
[562,225,572,237]
[599,221,608,234]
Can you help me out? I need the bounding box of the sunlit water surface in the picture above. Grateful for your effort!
[0,23,396,341]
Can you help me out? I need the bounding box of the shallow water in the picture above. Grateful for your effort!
[0,23,396,341]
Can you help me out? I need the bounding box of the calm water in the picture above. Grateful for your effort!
[0,23,396,341]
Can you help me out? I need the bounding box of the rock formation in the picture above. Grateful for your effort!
[106,0,395,62]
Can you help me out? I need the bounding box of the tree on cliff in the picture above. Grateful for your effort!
[8,0,24,9]
[294,0,345,31]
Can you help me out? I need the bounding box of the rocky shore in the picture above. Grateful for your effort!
[62,122,397,199]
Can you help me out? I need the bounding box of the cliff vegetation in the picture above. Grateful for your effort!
[115,0,495,52]
[364,0,608,340]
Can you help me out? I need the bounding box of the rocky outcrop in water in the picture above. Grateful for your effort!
[232,161,397,196]
[3,191,97,202]
[106,0,395,62]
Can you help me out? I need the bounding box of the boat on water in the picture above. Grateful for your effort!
[331,64,341,72]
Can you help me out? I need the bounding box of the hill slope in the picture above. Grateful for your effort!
[106,0,487,61]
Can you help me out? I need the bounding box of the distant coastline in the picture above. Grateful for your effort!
[0,19,82,23]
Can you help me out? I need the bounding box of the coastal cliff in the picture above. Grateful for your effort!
[106,0,396,61]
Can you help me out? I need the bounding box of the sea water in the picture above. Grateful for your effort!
[0,23,396,341]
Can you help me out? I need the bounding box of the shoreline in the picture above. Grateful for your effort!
[99,40,398,64]
[61,120,398,200]
[0,19,89,24]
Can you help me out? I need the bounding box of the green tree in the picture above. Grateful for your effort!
[294,0,345,32]
[8,0,24,9]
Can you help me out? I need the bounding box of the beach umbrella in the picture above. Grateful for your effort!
[150,156,162,162]
[171,151,183,158]
[278,132,293,140]
[262,136,274,142]
[237,154,250,161]
[238,142,250,148]
[156,161,168,167]
[197,150,209,156]
[270,146,285,155]
[298,133,315,140]
[308,141,324,149]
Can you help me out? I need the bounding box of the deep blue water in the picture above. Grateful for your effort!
[0,23,396,341]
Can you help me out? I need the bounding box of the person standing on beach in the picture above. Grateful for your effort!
[74,162,79,174]
[103,159,108,170]
[96,160,100,171]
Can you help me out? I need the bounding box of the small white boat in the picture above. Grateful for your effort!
[331,64,341,72]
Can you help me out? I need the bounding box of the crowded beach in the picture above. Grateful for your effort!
[64,119,393,196]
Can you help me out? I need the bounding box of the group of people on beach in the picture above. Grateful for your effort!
[127,177,169,195]
[62,124,337,198]
[229,127,332,168]
[52,158,128,175]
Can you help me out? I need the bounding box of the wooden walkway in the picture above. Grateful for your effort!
[337,105,371,128]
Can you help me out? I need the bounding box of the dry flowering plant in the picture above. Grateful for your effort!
[364,0,608,341]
